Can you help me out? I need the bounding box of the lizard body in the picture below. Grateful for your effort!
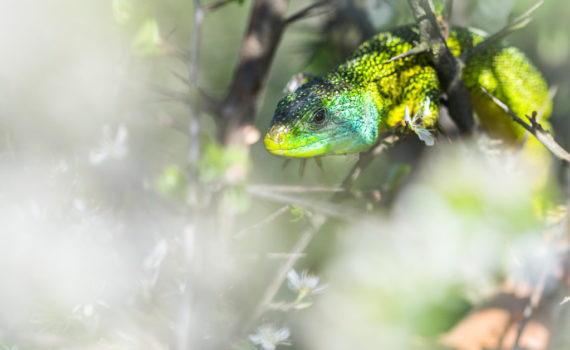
[264,25,552,158]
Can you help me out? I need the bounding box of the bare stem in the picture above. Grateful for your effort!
[189,0,204,185]
[480,86,570,163]
[177,2,205,350]
[247,185,363,221]
[233,205,290,239]
[203,0,231,13]
[249,184,344,193]
[241,213,326,333]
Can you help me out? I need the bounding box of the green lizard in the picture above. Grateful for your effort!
[264,25,552,158]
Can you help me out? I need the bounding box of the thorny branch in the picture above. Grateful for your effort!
[461,1,544,62]
[240,134,397,335]
[188,0,204,187]
[480,86,570,163]
[241,213,326,334]
[176,1,205,349]
[407,0,475,134]
[247,185,364,221]
[174,2,334,343]
[334,134,399,200]
[172,0,569,347]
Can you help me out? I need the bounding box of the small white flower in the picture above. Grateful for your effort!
[287,269,327,302]
[89,124,129,165]
[404,97,435,146]
[249,324,291,350]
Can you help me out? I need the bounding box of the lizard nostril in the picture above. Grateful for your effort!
[267,125,287,144]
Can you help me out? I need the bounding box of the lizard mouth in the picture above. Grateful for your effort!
[264,125,326,158]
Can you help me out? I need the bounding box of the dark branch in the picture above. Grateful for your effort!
[407,0,475,134]
[151,85,191,106]
[219,0,288,145]
[285,0,331,25]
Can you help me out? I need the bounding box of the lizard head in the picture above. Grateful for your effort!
[264,78,379,158]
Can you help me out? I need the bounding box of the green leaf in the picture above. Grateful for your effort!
[199,138,250,183]
[223,186,251,213]
[155,165,187,198]
[289,205,305,222]
[294,301,314,310]
[131,17,164,56]
[112,0,135,24]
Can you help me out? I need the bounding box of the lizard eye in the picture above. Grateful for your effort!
[313,109,326,124]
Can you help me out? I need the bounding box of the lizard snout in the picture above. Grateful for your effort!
[264,125,289,155]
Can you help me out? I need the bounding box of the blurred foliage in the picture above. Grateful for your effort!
[0,0,569,349]
[155,164,187,198]
[199,136,250,182]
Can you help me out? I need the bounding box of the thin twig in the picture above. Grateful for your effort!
[241,213,326,333]
[169,69,191,87]
[480,86,570,162]
[462,1,544,62]
[513,261,550,349]
[383,43,429,64]
[203,0,231,13]
[267,301,299,311]
[242,252,308,260]
[249,185,344,193]
[334,134,399,200]
[240,135,399,335]
[150,85,192,106]
[234,205,290,239]
[177,1,204,349]
[512,226,570,348]
[285,0,331,25]
[188,0,204,185]
[265,252,307,260]
[246,186,363,221]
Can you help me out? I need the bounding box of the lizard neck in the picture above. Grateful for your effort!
[316,76,382,154]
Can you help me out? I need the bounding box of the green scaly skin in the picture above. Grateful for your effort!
[264,25,552,158]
